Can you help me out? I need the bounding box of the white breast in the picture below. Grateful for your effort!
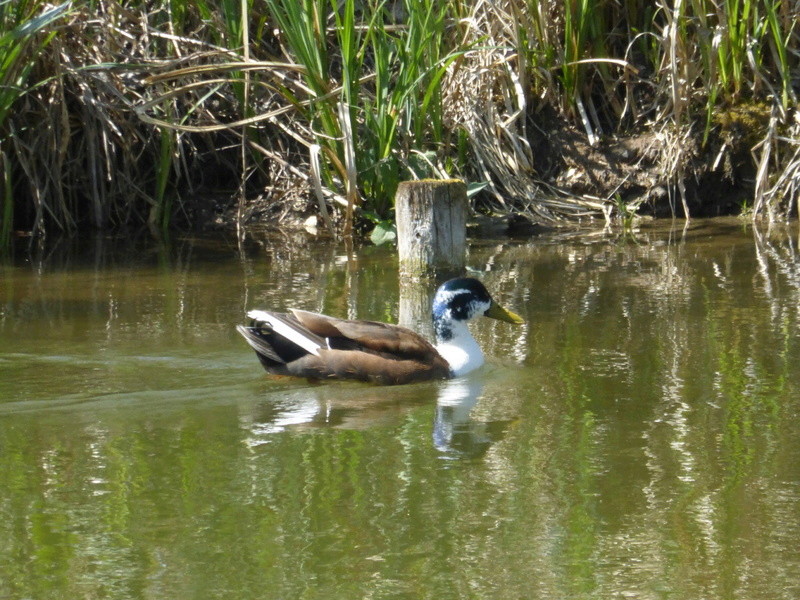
[435,321,485,377]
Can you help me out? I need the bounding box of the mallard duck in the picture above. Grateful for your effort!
[236,277,523,385]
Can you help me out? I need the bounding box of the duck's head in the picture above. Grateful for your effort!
[432,277,524,341]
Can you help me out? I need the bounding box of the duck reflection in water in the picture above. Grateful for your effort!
[433,376,514,460]
[242,375,513,458]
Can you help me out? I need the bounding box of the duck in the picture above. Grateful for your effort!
[236,277,523,385]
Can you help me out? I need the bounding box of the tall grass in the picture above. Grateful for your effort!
[1,0,798,247]
[261,0,466,232]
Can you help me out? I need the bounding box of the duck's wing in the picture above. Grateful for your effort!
[247,310,324,357]
[238,309,451,384]
[291,309,441,362]
[238,310,326,370]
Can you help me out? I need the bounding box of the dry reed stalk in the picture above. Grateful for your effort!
[7,4,180,234]
[4,1,323,238]
[237,0,251,240]
[752,108,800,221]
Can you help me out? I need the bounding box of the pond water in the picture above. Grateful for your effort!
[1,219,799,599]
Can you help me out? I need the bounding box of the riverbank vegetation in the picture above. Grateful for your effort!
[1,0,798,246]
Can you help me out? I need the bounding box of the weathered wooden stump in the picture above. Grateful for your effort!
[396,179,467,279]
[396,179,467,333]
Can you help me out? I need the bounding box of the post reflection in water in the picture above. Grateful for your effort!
[0,219,799,599]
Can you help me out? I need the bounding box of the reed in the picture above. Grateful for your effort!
[261,0,467,230]
[0,0,70,245]
[454,0,797,221]
[0,0,798,247]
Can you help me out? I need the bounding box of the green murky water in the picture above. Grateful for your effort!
[1,219,799,599]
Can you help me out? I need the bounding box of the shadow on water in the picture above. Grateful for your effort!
[1,218,800,599]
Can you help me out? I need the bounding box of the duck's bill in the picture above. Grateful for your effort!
[484,301,524,324]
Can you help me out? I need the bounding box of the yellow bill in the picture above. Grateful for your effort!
[484,301,524,324]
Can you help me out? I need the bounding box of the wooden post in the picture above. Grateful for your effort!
[396,179,467,279]
[398,278,435,339]
[396,179,467,333]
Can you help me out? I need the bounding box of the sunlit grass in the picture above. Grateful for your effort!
[261,0,467,232]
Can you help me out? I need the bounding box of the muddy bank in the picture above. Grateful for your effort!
[530,114,736,218]
[533,104,775,219]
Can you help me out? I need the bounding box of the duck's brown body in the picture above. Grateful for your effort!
[236,309,451,385]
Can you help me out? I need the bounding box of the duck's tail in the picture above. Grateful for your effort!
[237,310,327,371]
